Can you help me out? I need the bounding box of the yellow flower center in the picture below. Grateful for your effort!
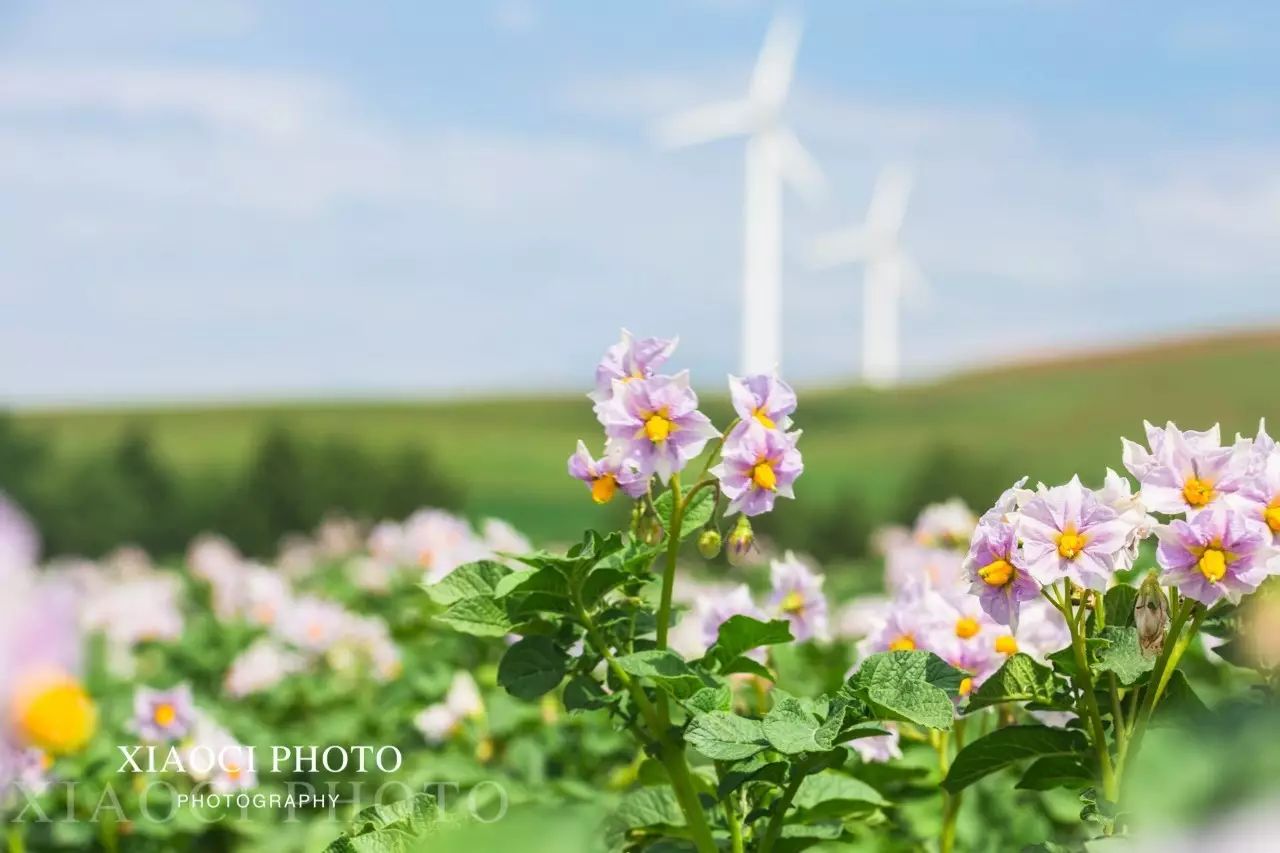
[1056,527,1088,559]
[475,738,496,763]
[751,461,778,491]
[643,412,674,443]
[781,590,806,614]
[590,474,617,504]
[889,635,916,652]
[226,763,242,781]
[153,703,177,728]
[1264,501,1280,534]
[1198,547,1227,583]
[1182,477,1215,508]
[13,674,97,755]
[959,677,974,697]
[978,558,1014,587]
[955,617,980,639]
[994,635,1018,655]
[753,408,775,429]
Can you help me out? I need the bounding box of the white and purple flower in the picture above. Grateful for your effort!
[768,552,828,643]
[132,684,195,743]
[1018,476,1131,591]
[711,422,803,517]
[1155,506,1273,605]
[728,374,797,434]
[963,520,1040,629]
[589,330,679,403]
[595,373,719,483]
[567,441,649,504]
[1122,421,1253,517]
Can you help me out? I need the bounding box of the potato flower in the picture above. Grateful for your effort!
[595,372,719,483]
[590,329,678,403]
[963,519,1040,629]
[567,440,649,504]
[1018,476,1132,591]
[1122,421,1254,517]
[1155,505,1273,605]
[133,684,195,743]
[711,421,803,517]
[768,552,828,642]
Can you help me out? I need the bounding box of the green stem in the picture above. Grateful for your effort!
[1123,600,1204,779]
[719,765,745,853]
[7,828,25,853]
[1109,673,1128,770]
[1051,583,1118,801]
[758,772,806,853]
[576,594,716,853]
[655,474,684,651]
[938,723,964,853]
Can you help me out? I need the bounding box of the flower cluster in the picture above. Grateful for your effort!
[570,330,804,524]
[957,422,1279,625]
[849,500,1072,709]
[670,551,830,660]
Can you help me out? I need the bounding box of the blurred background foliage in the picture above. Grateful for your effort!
[6,331,1279,561]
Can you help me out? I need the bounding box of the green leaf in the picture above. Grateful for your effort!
[615,650,707,700]
[423,560,510,606]
[792,771,889,819]
[716,755,788,799]
[844,651,958,731]
[942,725,1089,793]
[579,567,629,603]
[1152,669,1209,722]
[498,636,568,700]
[721,655,775,681]
[1102,585,1138,630]
[604,787,685,849]
[706,616,794,668]
[966,653,1059,713]
[325,793,440,853]
[433,596,513,637]
[654,485,716,542]
[1016,755,1094,791]
[492,566,567,599]
[684,684,732,715]
[562,675,609,712]
[1095,626,1155,685]
[684,712,769,761]
[761,696,846,755]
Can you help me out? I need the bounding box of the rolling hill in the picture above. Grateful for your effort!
[16,329,1280,546]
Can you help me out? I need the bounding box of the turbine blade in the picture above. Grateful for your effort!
[750,14,803,109]
[806,226,868,269]
[866,165,913,236]
[653,99,755,148]
[776,127,825,203]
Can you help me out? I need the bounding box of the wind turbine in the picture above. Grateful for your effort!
[808,165,922,388]
[655,14,824,375]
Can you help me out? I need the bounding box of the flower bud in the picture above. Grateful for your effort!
[640,515,664,545]
[697,529,722,559]
[725,516,756,567]
[1135,571,1169,658]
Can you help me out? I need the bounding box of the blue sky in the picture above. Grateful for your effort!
[1,0,1278,405]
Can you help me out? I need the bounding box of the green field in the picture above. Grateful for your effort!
[16,330,1280,545]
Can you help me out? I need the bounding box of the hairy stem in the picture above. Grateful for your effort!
[655,474,684,651]
[1052,582,1118,801]
[1123,600,1204,781]
[758,772,806,853]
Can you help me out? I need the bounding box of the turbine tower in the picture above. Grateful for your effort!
[655,14,824,375]
[809,166,922,388]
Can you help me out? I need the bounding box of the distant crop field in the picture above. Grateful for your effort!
[16,330,1280,544]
